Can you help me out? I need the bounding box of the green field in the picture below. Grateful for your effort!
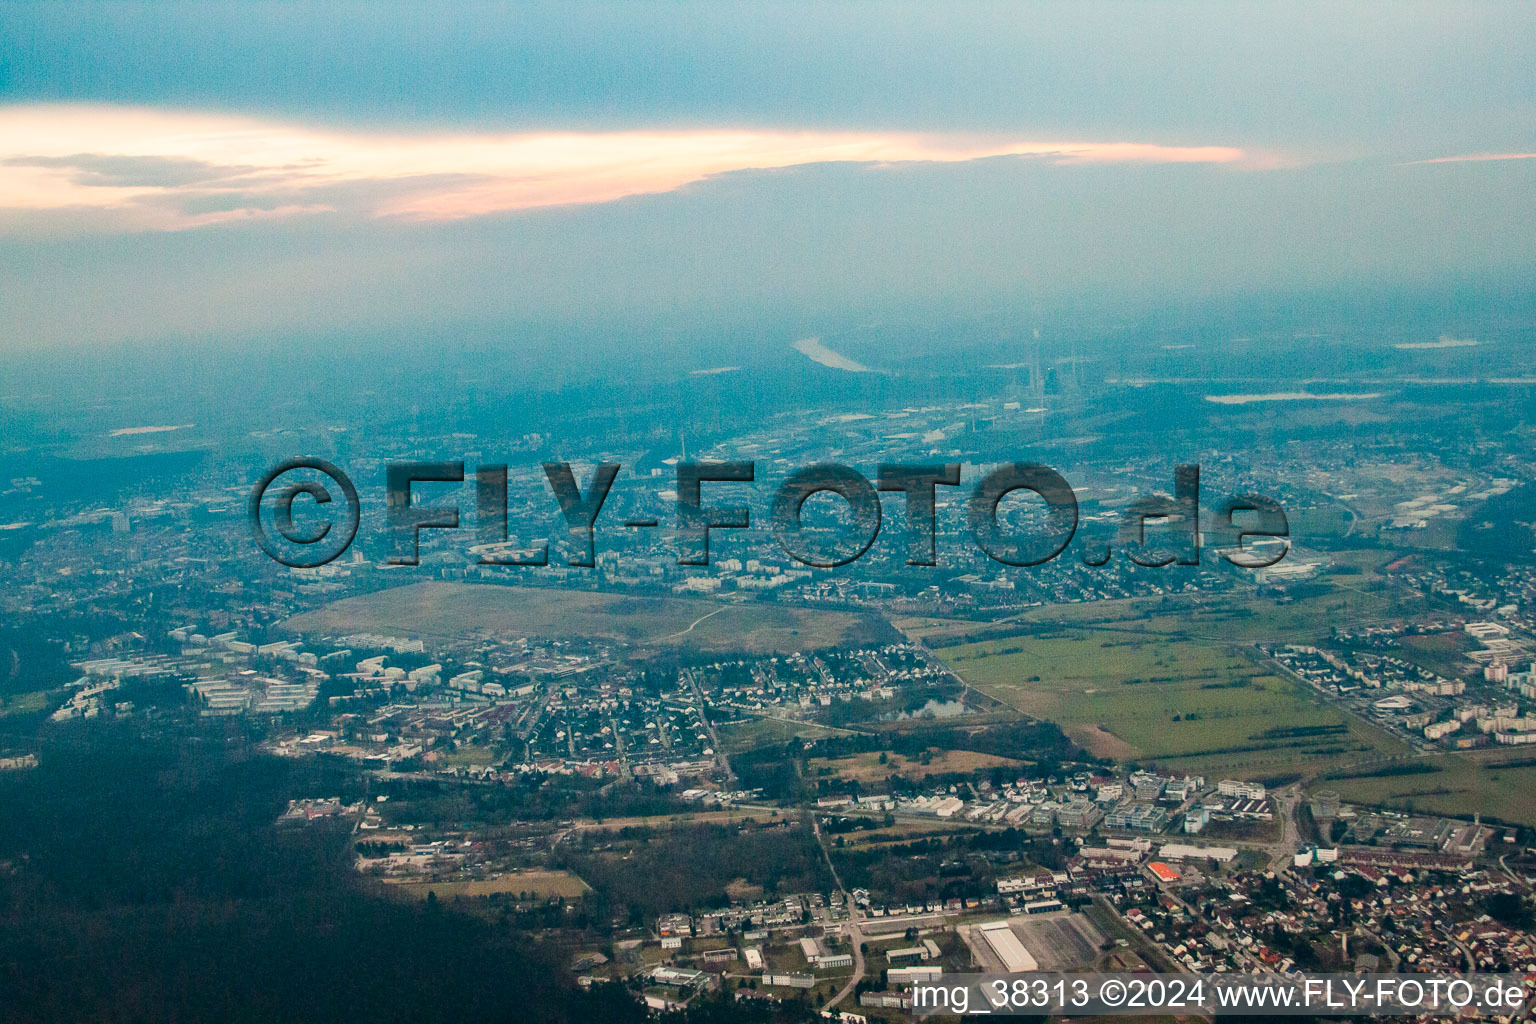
[1327,755,1536,826]
[440,745,500,768]
[0,690,49,719]
[929,578,1536,823]
[902,557,1404,650]
[383,869,591,901]
[935,627,1406,779]
[283,581,885,654]
[719,716,846,751]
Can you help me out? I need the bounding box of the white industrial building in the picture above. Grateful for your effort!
[977,921,1038,973]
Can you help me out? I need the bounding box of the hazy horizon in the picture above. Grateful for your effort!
[2,1,1533,354]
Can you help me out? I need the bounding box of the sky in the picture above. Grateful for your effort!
[1,1,1533,353]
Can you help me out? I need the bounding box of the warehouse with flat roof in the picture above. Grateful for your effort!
[978,921,1039,973]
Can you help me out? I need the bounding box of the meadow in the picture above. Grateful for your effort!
[383,870,591,901]
[933,626,1407,779]
[719,716,847,752]
[1327,753,1536,826]
[809,748,1024,785]
[283,581,884,654]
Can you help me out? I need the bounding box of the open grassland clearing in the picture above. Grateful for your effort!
[827,819,983,848]
[899,557,1407,650]
[283,581,884,653]
[860,707,1020,737]
[809,748,1023,785]
[1031,586,1398,644]
[934,625,1407,778]
[0,690,49,718]
[1328,753,1536,826]
[719,716,845,752]
[440,746,499,768]
[384,869,591,901]
[1397,631,1479,678]
[569,807,797,832]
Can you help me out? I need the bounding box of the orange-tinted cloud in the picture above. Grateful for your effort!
[0,104,1247,232]
[1404,152,1536,164]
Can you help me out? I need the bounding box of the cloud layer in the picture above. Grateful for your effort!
[0,105,1246,232]
[0,3,1530,352]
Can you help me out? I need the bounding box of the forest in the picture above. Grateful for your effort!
[0,721,652,1024]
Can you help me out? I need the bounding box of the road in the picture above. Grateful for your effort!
[1358,924,1402,969]
[1443,927,1477,971]
[1265,784,1303,870]
[609,714,631,781]
[1499,853,1530,890]
[682,667,735,787]
[813,816,866,1012]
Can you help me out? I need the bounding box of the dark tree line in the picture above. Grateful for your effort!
[0,722,648,1024]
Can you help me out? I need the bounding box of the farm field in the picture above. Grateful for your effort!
[933,627,1407,779]
[283,581,884,654]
